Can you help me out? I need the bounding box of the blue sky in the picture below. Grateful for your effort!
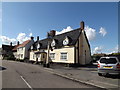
[0,2,118,54]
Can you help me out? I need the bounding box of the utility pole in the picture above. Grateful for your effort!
[46,40,50,68]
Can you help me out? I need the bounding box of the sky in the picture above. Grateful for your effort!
[0,2,119,54]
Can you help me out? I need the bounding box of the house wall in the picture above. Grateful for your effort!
[78,30,91,65]
[30,49,46,62]
[30,51,36,61]
[13,52,17,59]
[25,40,34,58]
[17,40,34,60]
[46,47,75,63]
[30,47,75,64]
[17,47,25,60]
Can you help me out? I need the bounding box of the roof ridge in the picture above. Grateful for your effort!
[37,28,81,42]
[17,39,31,48]
[55,28,80,36]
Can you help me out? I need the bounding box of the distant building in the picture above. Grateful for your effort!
[0,37,34,60]
[16,37,34,60]
[30,21,92,65]
[93,53,106,57]
[0,43,15,60]
[12,41,20,59]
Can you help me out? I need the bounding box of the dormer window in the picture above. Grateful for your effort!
[37,43,41,49]
[63,36,69,46]
[51,39,56,47]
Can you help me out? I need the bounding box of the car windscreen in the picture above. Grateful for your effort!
[100,58,117,64]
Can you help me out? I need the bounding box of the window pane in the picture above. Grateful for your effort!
[100,58,117,64]
[50,53,55,60]
[60,53,67,60]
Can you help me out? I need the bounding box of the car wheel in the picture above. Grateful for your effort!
[98,73,102,76]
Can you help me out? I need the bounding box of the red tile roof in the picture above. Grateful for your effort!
[12,45,19,51]
[17,40,31,48]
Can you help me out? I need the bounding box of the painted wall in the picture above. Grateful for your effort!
[30,49,46,62]
[48,47,75,63]
[17,47,25,59]
[30,51,36,61]
[17,40,34,60]
[13,52,17,59]
[25,40,34,58]
[30,47,75,63]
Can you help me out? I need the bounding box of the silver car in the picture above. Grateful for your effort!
[97,56,120,76]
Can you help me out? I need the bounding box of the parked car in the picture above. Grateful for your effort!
[97,56,120,76]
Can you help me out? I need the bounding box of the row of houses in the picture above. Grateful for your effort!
[0,21,92,65]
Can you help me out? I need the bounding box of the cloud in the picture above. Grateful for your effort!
[0,36,16,45]
[93,46,103,54]
[110,45,119,53]
[16,33,30,43]
[56,26,73,35]
[99,27,107,37]
[29,33,32,37]
[0,32,33,45]
[85,26,96,41]
[55,25,96,41]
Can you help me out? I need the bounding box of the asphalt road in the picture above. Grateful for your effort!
[1,60,104,89]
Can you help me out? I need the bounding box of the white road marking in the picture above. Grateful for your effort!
[20,76,33,90]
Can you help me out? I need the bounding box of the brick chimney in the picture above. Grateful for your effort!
[37,36,39,41]
[17,41,19,45]
[80,21,84,30]
[31,36,34,40]
[10,42,12,46]
[50,30,56,37]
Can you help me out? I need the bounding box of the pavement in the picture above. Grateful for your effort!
[38,63,120,90]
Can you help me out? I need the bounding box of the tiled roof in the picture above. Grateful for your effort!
[2,44,15,51]
[17,40,31,48]
[32,28,83,50]
[12,45,19,51]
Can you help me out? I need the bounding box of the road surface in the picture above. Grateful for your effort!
[2,60,104,89]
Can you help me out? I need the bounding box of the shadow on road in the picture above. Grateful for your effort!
[104,74,120,79]
[0,66,7,71]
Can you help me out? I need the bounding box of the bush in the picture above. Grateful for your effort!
[3,55,16,60]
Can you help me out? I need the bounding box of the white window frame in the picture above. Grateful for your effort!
[50,53,55,60]
[21,54,23,58]
[51,39,56,47]
[60,52,67,60]
[37,44,40,50]
[63,37,69,46]
[31,46,33,50]
[33,54,35,59]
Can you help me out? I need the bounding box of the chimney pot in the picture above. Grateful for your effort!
[37,36,39,41]
[10,42,12,46]
[50,30,56,37]
[80,21,84,30]
[17,41,19,45]
[31,36,34,40]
